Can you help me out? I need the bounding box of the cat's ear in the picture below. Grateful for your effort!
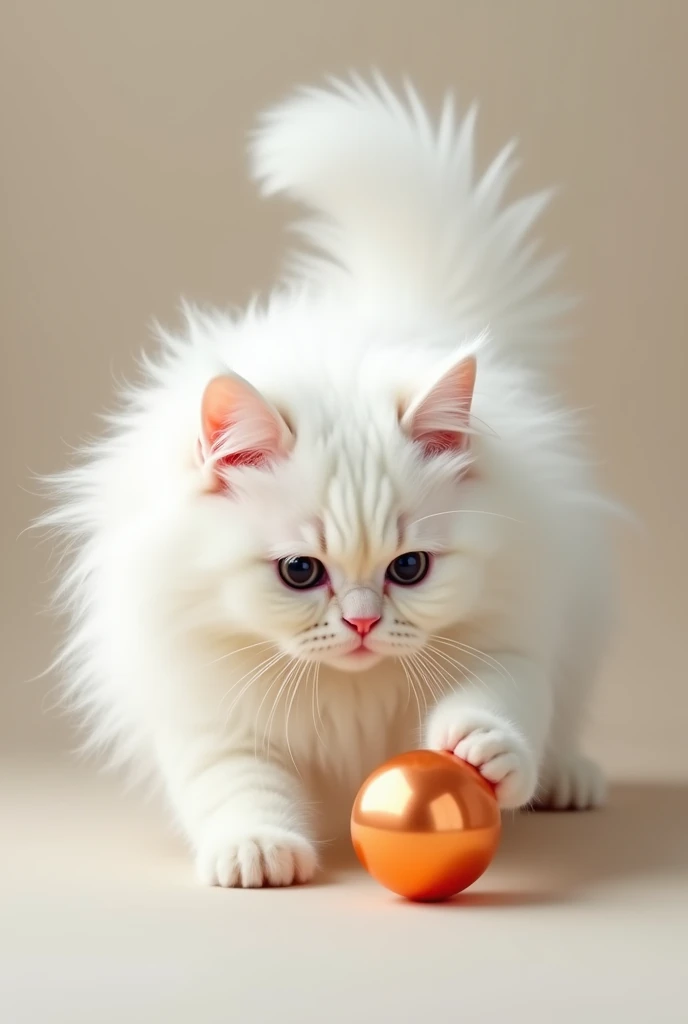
[198,374,293,489]
[400,354,476,458]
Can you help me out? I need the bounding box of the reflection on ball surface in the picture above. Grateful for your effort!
[351,749,501,901]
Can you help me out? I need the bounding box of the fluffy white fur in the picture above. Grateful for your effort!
[46,76,610,888]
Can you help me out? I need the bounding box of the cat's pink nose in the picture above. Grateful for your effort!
[343,615,380,636]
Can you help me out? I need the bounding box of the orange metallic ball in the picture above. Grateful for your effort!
[351,749,501,901]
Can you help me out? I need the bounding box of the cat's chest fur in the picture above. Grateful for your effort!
[234,658,419,837]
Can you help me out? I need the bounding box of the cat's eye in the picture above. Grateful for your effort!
[278,556,327,590]
[386,552,430,586]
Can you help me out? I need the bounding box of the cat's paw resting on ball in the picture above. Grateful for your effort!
[427,709,538,809]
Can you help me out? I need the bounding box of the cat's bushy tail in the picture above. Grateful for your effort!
[251,75,571,358]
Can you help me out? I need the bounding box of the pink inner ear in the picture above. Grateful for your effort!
[215,448,272,470]
[197,427,273,472]
[402,355,476,458]
[415,430,465,458]
[199,374,291,486]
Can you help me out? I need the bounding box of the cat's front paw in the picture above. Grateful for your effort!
[427,710,537,809]
[196,825,318,888]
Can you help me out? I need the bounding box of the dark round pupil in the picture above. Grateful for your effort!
[394,553,422,580]
[287,557,315,584]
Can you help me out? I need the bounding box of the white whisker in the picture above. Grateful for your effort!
[397,657,413,714]
[399,657,423,728]
[258,657,296,756]
[284,659,309,777]
[410,509,521,528]
[310,661,327,748]
[206,638,276,668]
[409,651,445,704]
[404,656,429,716]
[252,654,292,757]
[418,649,457,700]
[221,651,286,727]
[264,658,302,759]
[414,648,459,700]
[217,649,284,718]
[425,643,492,698]
[430,635,517,688]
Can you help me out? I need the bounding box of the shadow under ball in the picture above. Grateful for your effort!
[351,750,501,902]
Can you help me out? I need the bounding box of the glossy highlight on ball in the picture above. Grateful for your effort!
[351,750,501,901]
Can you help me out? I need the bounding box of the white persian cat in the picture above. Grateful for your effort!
[47,77,611,888]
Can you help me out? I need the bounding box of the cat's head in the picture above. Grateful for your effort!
[190,348,498,674]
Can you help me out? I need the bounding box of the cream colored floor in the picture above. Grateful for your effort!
[1,757,686,1024]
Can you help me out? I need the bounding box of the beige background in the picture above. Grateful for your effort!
[1,2,686,1022]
